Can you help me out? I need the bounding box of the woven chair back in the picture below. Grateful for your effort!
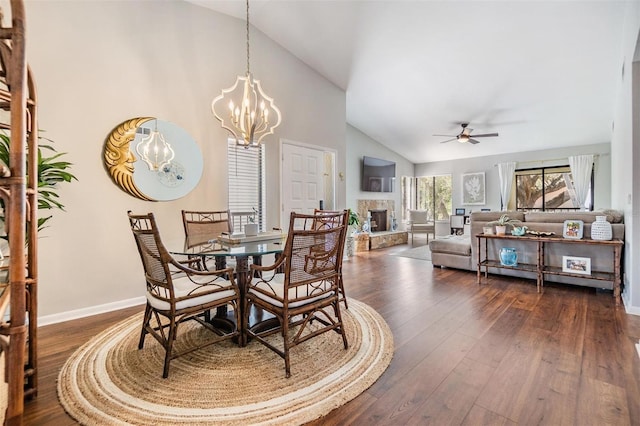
[128,212,173,300]
[282,211,348,303]
[182,210,232,243]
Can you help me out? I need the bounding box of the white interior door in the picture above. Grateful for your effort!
[282,142,325,228]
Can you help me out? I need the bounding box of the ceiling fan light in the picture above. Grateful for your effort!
[458,135,469,143]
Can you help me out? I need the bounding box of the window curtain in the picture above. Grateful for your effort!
[497,162,516,211]
[568,154,593,210]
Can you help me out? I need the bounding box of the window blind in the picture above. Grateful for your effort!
[227,141,265,231]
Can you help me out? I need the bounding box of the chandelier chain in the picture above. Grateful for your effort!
[246,0,250,75]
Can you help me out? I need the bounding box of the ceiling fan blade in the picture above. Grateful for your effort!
[470,132,499,138]
[462,127,473,136]
[433,134,456,137]
[468,138,481,144]
[439,138,457,144]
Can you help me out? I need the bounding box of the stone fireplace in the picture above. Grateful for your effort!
[369,209,387,232]
[357,199,395,232]
[354,199,407,251]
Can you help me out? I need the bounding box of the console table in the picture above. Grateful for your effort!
[476,234,624,306]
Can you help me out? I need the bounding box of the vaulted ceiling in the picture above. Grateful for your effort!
[187,0,626,163]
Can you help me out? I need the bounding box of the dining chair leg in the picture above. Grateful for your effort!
[335,301,349,350]
[163,317,177,379]
[283,318,291,378]
[338,275,348,309]
[138,303,152,350]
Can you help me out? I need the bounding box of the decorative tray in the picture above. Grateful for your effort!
[217,231,285,244]
[526,230,555,236]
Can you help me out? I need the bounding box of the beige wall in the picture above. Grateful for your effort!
[26,1,346,320]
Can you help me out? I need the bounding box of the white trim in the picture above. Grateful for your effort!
[38,296,145,327]
[622,291,640,316]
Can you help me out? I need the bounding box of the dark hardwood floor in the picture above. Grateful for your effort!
[23,243,640,425]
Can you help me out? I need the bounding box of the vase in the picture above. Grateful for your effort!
[591,215,612,240]
[244,223,258,236]
[499,247,518,267]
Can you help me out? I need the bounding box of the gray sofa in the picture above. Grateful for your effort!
[429,210,624,290]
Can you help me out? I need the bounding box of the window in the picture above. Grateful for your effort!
[515,165,593,211]
[401,175,452,221]
[227,140,265,231]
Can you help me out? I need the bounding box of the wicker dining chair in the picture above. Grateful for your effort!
[313,208,349,308]
[243,210,349,377]
[181,210,232,243]
[181,210,233,270]
[128,211,240,378]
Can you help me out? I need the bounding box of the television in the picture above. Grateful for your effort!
[361,156,396,192]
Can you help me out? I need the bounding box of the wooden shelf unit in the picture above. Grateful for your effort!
[0,1,39,423]
[476,233,623,305]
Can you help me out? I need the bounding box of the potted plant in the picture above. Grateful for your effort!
[486,214,522,236]
[244,207,259,236]
[0,133,77,238]
[346,210,359,257]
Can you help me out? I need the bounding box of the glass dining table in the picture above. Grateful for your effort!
[169,235,285,343]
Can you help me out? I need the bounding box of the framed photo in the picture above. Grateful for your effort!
[562,255,591,275]
[462,172,485,205]
[455,208,466,215]
[563,220,584,239]
[368,177,383,192]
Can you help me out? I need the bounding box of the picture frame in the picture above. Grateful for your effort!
[368,177,383,192]
[462,172,485,205]
[455,208,466,215]
[563,220,584,239]
[562,255,591,275]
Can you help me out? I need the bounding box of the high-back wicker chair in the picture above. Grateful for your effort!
[128,211,240,378]
[182,210,233,270]
[313,209,350,308]
[243,210,349,377]
[182,210,232,243]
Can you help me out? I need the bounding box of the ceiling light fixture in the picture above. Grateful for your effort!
[458,134,469,143]
[136,120,175,171]
[211,0,281,148]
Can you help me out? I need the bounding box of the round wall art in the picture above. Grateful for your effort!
[103,117,203,201]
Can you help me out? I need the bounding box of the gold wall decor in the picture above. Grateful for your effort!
[103,117,203,201]
[104,117,154,201]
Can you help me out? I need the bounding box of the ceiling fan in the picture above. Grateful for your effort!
[434,123,499,144]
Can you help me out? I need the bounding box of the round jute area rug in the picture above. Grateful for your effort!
[58,299,393,425]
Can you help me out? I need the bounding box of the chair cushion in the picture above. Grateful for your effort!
[147,275,236,311]
[248,273,334,308]
[409,210,428,223]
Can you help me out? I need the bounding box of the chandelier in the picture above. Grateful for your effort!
[136,120,175,171]
[211,0,281,148]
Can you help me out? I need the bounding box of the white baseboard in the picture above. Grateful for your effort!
[622,291,640,316]
[38,296,146,327]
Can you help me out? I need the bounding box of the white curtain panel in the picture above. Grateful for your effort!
[568,154,594,210]
[497,162,516,211]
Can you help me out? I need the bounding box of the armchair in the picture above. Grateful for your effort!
[408,210,435,244]
[243,211,349,377]
[128,211,240,378]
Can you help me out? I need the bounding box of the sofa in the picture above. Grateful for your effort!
[429,210,624,290]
